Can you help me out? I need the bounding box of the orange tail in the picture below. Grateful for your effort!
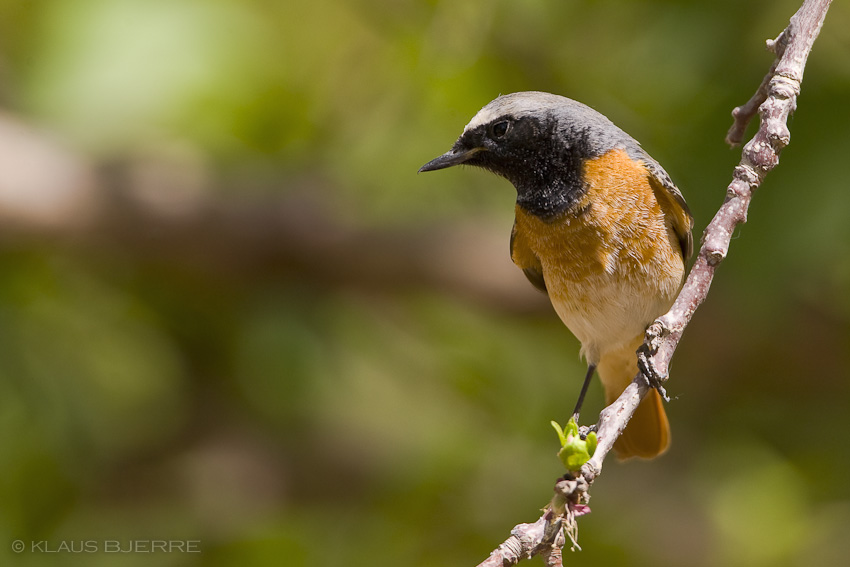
[596,337,670,459]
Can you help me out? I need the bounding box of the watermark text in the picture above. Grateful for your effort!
[12,539,201,554]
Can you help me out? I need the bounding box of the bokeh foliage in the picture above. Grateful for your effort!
[0,0,848,566]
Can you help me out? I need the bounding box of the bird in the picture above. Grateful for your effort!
[419,92,692,459]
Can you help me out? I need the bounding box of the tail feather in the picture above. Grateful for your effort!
[597,337,670,459]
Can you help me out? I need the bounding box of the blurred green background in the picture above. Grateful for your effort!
[0,0,848,565]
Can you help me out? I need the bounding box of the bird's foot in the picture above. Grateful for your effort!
[578,424,597,441]
[637,326,670,402]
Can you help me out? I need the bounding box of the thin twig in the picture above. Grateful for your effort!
[725,28,790,146]
[478,0,832,562]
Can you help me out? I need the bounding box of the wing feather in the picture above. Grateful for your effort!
[641,158,694,260]
[510,222,547,292]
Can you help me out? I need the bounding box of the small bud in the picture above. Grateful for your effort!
[552,418,596,472]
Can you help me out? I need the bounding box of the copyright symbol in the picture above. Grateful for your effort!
[11,540,25,553]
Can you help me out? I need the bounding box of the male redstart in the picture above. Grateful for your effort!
[420,92,693,459]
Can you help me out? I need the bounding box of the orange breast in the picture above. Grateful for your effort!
[511,148,685,362]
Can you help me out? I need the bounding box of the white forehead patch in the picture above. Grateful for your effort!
[462,91,568,133]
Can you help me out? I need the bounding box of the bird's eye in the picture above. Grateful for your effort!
[491,120,510,139]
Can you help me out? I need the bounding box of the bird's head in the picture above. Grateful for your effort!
[419,91,627,215]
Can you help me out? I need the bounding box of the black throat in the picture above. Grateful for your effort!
[470,118,592,219]
[513,169,586,219]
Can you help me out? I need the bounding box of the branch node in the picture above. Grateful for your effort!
[766,121,792,147]
[725,185,743,201]
[732,165,760,189]
[706,246,727,265]
[766,26,790,56]
[579,460,601,484]
[501,534,525,561]
[769,74,801,100]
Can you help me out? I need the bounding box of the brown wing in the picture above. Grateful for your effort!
[642,160,694,260]
[510,221,547,293]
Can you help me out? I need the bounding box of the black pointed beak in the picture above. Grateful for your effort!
[418,146,484,173]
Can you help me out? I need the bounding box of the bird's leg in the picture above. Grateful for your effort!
[570,364,596,423]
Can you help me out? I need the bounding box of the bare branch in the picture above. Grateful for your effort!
[725,29,789,147]
[476,477,584,567]
[481,0,832,561]
[584,0,831,482]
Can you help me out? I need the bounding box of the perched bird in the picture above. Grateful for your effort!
[420,92,692,459]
